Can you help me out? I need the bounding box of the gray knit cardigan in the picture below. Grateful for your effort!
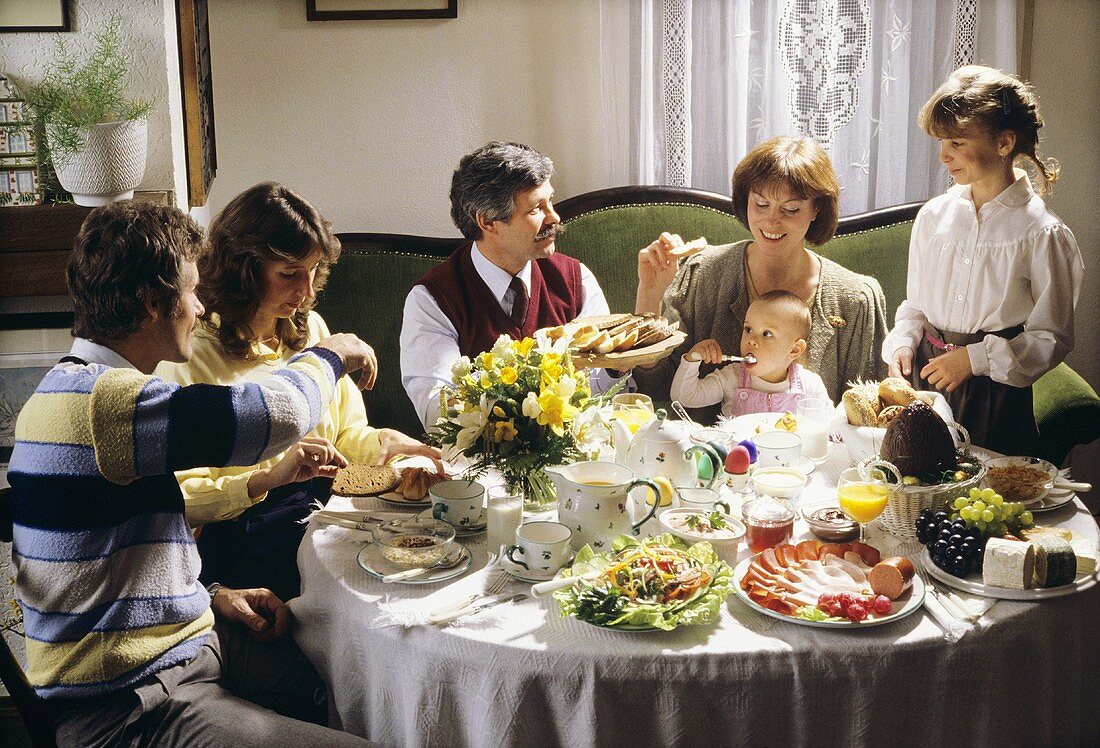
[633,239,888,409]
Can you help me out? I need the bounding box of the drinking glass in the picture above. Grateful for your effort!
[611,393,655,437]
[486,485,524,554]
[836,460,901,541]
[796,397,832,463]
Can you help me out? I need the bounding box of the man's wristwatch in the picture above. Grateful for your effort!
[206,582,225,602]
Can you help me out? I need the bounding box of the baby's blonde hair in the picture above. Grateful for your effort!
[752,289,811,343]
[919,65,1059,194]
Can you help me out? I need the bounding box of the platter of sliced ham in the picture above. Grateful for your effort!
[732,540,926,628]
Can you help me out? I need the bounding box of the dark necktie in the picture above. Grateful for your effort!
[508,276,529,327]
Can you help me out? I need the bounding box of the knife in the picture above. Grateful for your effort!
[428,593,527,625]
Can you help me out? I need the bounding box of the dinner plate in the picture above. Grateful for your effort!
[378,492,430,508]
[1028,489,1077,513]
[731,556,926,628]
[357,543,471,584]
[921,548,1098,600]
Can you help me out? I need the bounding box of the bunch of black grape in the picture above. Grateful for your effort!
[915,509,984,578]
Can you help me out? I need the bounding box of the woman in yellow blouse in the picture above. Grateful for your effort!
[158,182,439,599]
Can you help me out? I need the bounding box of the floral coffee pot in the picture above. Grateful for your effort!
[612,408,722,489]
[547,461,662,551]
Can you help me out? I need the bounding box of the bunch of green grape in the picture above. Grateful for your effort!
[949,487,1034,538]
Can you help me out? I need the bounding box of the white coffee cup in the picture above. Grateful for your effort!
[505,521,572,575]
[753,430,802,468]
[430,479,486,529]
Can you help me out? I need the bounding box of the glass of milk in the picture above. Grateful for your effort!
[487,485,524,555]
[796,397,832,463]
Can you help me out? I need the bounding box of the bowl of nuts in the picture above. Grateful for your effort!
[372,515,456,569]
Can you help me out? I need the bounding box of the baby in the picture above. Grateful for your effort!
[671,289,831,416]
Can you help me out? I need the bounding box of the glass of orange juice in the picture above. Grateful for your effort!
[836,460,901,541]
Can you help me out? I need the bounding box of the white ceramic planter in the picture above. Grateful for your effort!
[48,119,147,207]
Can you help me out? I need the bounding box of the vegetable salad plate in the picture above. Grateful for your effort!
[731,556,926,628]
[921,549,1098,600]
[552,534,734,632]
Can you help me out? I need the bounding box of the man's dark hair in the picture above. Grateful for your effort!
[449,141,554,240]
[68,201,206,342]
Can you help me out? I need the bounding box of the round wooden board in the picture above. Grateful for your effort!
[572,329,686,369]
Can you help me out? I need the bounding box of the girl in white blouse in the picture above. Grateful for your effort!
[883,66,1083,456]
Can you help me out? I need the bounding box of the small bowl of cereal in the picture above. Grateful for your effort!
[982,455,1058,506]
[372,516,455,568]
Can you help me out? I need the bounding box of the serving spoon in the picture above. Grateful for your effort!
[382,545,467,583]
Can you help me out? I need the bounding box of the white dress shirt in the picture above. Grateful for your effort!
[883,172,1083,387]
[401,242,625,430]
[70,338,137,369]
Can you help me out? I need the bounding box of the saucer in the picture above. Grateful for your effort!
[498,555,565,584]
[755,456,816,476]
[357,543,471,584]
[414,509,486,537]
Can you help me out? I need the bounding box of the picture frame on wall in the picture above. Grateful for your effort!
[307,0,457,21]
[177,0,217,207]
[0,350,67,487]
[0,0,70,32]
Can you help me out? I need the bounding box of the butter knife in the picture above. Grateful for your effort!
[428,593,527,625]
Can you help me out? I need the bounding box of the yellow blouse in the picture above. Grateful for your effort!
[155,311,380,526]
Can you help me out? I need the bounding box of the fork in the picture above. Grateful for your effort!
[484,550,512,595]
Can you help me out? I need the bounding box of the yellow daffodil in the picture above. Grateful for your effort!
[492,419,518,443]
[500,365,518,385]
[514,337,535,356]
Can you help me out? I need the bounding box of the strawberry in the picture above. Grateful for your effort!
[724,445,751,475]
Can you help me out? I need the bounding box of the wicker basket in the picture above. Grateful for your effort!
[872,423,987,540]
[877,469,986,539]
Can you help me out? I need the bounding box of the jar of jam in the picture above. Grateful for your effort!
[741,496,795,554]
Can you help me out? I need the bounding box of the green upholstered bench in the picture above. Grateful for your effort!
[315,186,1099,467]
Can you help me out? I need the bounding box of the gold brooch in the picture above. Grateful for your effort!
[827,315,847,329]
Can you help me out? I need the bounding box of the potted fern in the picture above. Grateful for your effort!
[23,17,152,206]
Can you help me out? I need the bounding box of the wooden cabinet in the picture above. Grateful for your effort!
[0,204,91,297]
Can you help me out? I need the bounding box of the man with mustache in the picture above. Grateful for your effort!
[401,141,626,429]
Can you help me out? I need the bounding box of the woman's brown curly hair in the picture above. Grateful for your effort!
[199,182,341,359]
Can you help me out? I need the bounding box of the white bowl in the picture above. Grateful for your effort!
[983,455,1058,506]
[751,466,808,500]
[658,508,745,567]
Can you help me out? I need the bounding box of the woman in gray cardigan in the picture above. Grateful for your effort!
[634,136,888,412]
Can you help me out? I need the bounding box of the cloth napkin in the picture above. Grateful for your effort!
[368,560,524,630]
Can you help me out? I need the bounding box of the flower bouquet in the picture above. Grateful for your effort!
[429,334,604,512]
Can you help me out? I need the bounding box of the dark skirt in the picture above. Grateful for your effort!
[910,325,1039,458]
[197,476,333,601]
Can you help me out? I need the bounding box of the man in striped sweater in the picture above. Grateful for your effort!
[8,202,375,746]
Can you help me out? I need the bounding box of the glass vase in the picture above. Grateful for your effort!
[508,467,557,514]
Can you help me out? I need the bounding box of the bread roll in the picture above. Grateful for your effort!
[877,405,905,428]
[878,377,918,407]
[842,389,880,427]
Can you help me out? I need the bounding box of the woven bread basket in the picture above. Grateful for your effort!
[874,423,987,540]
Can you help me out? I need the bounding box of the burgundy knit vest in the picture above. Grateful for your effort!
[419,242,584,358]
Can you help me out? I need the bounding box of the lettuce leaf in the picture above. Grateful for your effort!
[552,534,734,631]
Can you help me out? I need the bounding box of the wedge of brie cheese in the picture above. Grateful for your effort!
[982,537,1035,590]
[1070,538,1097,577]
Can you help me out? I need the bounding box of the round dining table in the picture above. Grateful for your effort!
[290,443,1100,747]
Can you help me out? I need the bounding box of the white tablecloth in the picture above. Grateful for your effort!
[291,446,1100,747]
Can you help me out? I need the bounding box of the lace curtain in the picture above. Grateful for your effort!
[601,0,1018,214]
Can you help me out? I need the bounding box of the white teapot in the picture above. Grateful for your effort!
[613,408,722,489]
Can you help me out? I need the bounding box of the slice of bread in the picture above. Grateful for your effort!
[332,464,400,496]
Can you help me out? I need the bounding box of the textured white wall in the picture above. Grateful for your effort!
[1030,0,1100,508]
[0,0,187,205]
[203,0,632,235]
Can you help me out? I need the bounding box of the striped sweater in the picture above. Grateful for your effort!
[8,347,342,700]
